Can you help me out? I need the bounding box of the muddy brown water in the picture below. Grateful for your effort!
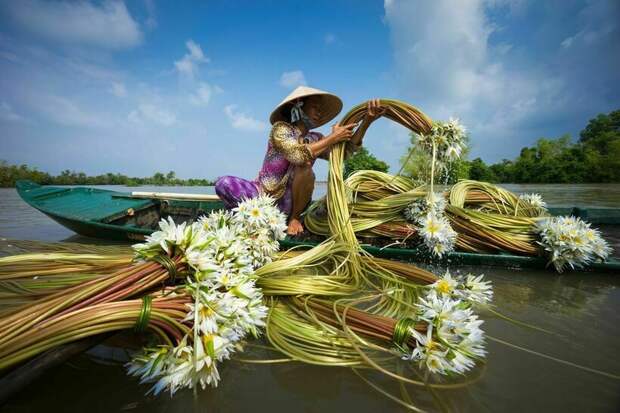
[0,185,619,412]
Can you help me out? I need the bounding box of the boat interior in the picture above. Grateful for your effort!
[104,198,226,229]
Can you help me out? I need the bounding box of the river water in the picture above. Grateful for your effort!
[1,184,619,412]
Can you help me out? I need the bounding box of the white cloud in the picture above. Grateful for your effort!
[0,50,21,63]
[561,27,613,49]
[0,102,24,122]
[36,95,103,127]
[561,0,618,49]
[496,42,513,54]
[190,82,219,105]
[324,33,337,45]
[186,40,207,61]
[143,0,157,30]
[4,0,142,49]
[224,105,267,131]
[384,0,548,159]
[174,39,209,78]
[279,70,306,89]
[65,60,120,81]
[129,103,176,126]
[109,82,127,97]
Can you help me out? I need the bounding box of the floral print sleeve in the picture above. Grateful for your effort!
[269,121,313,165]
[311,132,360,160]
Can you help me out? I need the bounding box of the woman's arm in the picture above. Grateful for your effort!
[306,123,357,158]
[313,99,388,160]
[270,121,357,164]
[350,99,387,146]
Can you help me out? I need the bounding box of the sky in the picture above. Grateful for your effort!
[0,0,619,180]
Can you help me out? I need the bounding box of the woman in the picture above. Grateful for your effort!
[215,86,386,235]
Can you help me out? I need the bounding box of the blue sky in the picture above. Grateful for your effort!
[1,0,618,180]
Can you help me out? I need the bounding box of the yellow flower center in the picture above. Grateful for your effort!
[426,220,440,235]
[200,307,215,318]
[437,279,452,294]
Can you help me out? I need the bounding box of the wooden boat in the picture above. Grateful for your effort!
[15,180,620,272]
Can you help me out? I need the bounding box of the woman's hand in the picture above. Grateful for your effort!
[364,98,387,123]
[330,122,357,143]
[306,122,356,159]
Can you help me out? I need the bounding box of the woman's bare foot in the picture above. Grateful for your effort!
[287,218,304,236]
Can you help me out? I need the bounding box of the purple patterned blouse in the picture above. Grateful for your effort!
[255,121,324,200]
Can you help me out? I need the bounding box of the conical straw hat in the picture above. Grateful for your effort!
[270,86,343,128]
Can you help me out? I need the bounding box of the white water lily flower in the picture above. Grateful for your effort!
[417,291,461,323]
[431,271,458,296]
[404,192,456,258]
[185,247,214,272]
[451,350,476,374]
[414,118,467,170]
[409,326,450,374]
[185,300,221,335]
[462,274,493,304]
[133,216,193,257]
[447,117,466,135]
[150,341,194,395]
[402,288,487,376]
[418,213,456,258]
[429,271,494,306]
[419,213,443,239]
[446,144,462,160]
[198,210,233,231]
[536,216,611,272]
[519,193,547,210]
[126,346,170,382]
[425,350,452,374]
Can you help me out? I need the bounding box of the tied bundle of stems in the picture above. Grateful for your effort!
[0,289,191,369]
[0,254,186,355]
[0,250,134,311]
[446,180,545,254]
[305,172,551,256]
[291,296,428,345]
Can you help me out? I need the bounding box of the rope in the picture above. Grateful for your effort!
[149,254,178,282]
[392,317,417,349]
[134,296,153,332]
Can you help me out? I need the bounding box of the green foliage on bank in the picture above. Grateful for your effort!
[400,109,620,184]
[343,146,389,178]
[0,162,215,187]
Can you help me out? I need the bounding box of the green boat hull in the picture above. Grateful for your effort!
[15,180,620,273]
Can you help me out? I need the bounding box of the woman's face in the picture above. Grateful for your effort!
[303,98,322,126]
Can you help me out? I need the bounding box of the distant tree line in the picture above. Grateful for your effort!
[343,146,389,178]
[401,109,620,184]
[0,163,215,187]
[3,110,617,187]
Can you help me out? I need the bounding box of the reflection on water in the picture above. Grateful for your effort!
[1,185,620,412]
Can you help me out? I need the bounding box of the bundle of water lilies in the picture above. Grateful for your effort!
[306,172,612,272]
[304,105,611,272]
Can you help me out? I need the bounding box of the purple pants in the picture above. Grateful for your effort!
[215,176,293,216]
